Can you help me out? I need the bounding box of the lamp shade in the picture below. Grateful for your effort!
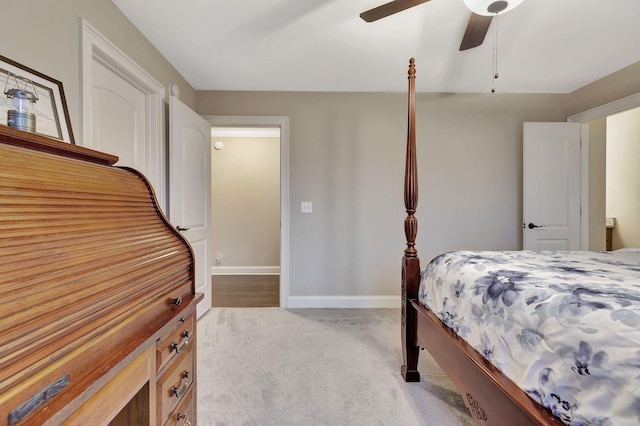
[463,0,524,16]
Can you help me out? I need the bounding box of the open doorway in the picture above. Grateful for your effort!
[569,93,640,251]
[204,116,289,308]
[575,102,640,251]
[586,106,640,251]
[210,126,280,307]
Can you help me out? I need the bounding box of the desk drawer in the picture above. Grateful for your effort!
[157,345,194,424]
[157,314,195,374]
[163,386,194,426]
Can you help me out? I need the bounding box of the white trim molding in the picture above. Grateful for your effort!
[79,18,166,209]
[579,122,590,251]
[567,92,640,123]
[211,266,280,275]
[211,127,280,138]
[287,296,401,309]
[203,115,290,308]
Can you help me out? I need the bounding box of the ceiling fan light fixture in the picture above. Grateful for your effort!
[463,0,524,16]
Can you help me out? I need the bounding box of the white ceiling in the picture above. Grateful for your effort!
[112,0,640,94]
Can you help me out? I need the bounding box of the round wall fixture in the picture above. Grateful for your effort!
[214,141,224,150]
[169,83,180,98]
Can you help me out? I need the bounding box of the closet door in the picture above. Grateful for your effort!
[523,122,581,250]
[80,19,165,209]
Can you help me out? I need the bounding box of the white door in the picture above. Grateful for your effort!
[91,61,147,173]
[169,96,212,319]
[523,122,581,250]
[80,20,165,209]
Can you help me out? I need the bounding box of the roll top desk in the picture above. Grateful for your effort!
[0,126,202,425]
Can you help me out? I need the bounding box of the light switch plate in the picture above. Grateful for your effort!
[301,201,313,213]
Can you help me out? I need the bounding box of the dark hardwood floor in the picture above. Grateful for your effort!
[212,275,279,307]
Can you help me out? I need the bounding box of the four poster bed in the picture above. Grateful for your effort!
[400,59,640,426]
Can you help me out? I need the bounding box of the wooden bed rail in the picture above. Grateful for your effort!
[401,58,421,382]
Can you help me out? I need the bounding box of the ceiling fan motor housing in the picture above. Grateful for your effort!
[360,0,525,51]
[464,0,524,16]
[488,1,508,14]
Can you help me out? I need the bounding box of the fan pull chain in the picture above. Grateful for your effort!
[491,16,499,93]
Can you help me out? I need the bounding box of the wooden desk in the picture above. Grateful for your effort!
[0,126,201,426]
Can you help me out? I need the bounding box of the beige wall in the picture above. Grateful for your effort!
[211,137,280,266]
[197,59,640,299]
[607,107,640,249]
[0,0,196,143]
[588,118,607,251]
[6,1,640,299]
[197,91,568,296]
[567,61,640,116]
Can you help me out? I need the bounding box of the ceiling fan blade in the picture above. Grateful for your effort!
[459,13,493,51]
[360,0,431,22]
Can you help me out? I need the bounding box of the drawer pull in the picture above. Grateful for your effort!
[171,371,189,398]
[177,413,192,426]
[170,331,190,354]
[9,375,70,425]
[172,296,183,306]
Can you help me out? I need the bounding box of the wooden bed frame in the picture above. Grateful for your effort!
[400,58,562,426]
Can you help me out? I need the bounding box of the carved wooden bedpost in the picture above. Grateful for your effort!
[401,58,421,382]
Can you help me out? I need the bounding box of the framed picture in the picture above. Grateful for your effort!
[0,55,75,144]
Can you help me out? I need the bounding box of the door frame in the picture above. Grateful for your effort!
[203,115,290,308]
[567,91,640,250]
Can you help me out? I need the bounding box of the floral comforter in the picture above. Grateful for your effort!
[418,250,640,425]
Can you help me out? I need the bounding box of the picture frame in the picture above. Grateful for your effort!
[0,54,75,144]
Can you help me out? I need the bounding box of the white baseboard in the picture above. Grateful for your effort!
[286,295,400,309]
[211,266,280,275]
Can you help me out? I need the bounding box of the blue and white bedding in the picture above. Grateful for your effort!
[418,250,640,425]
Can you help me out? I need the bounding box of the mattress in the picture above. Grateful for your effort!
[418,250,640,425]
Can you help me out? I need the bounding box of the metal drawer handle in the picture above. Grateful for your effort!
[176,226,190,232]
[171,371,189,398]
[170,331,190,354]
[172,296,183,306]
[177,413,191,426]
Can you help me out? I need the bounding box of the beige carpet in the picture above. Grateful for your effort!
[197,308,474,426]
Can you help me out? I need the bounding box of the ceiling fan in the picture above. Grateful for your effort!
[360,0,524,51]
